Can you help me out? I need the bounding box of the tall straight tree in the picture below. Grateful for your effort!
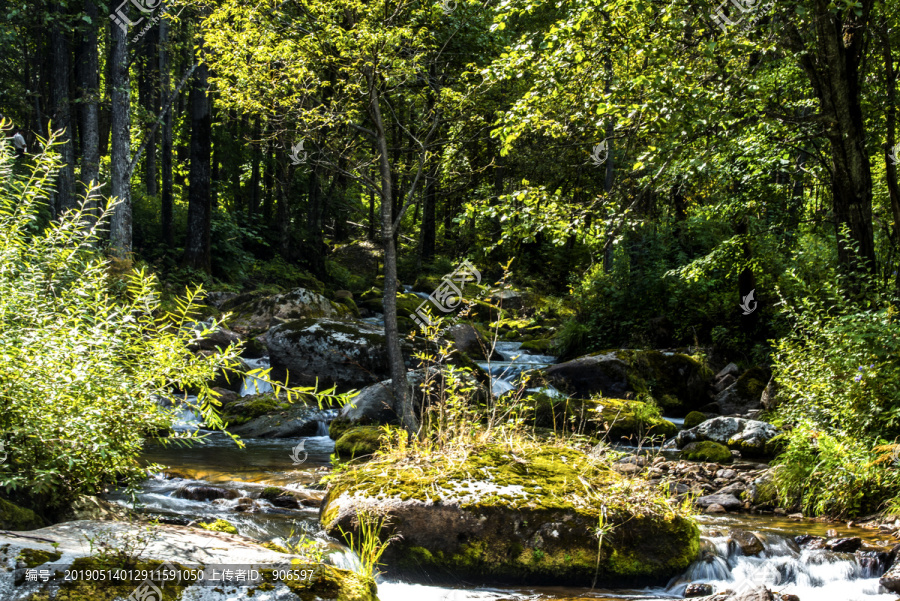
[183,51,212,272]
[50,2,75,214]
[159,18,174,246]
[76,0,101,219]
[109,19,132,258]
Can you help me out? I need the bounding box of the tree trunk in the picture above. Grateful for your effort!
[882,27,900,243]
[249,120,261,215]
[141,27,158,200]
[263,142,274,221]
[50,4,75,215]
[422,164,437,259]
[367,71,416,434]
[109,22,132,258]
[159,18,174,247]
[183,56,212,272]
[276,155,291,258]
[76,0,100,223]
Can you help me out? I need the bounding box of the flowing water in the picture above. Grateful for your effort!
[125,350,895,600]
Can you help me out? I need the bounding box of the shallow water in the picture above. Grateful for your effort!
[123,353,894,600]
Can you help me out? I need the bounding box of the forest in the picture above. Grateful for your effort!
[0,0,899,600]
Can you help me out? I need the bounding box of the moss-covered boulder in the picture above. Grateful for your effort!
[520,338,555,354]
[266,318,424,390]
[335,426,384,458]
[225,287,353,336]
[675,417,780,458]
[545,350,713,415]
[532,394,677,442]
[321,442,699,586]
[197,518,239,535]
[0,497,44,530]
[0,520,377,601]
[680,441,733,463]
[683,411,708,430]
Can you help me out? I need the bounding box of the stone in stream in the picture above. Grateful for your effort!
[675,417,780,458]
[320,442,700,586]
[174,485,240,502]
[823,536,862,553]
[224,287,352,336]
[694,493,742,511]
[266,318,423,390]
[882,560,900,592]
[684,582,715,596]
[544,350,712,414]
[0,520,377,601]
[728,529,765,556]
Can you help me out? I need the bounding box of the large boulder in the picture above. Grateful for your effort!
[226,288,352,336]
[320,443,700,586]
[0,520,376,601]
[0,498,44,530]
[266,318,422,390]
[226,401,332,439]
[675,417,779,458]
[545,350,712,414]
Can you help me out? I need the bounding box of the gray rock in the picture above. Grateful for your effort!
[545,352,630,398]
[267,317,420,390]
[0,520,371,600]
[676,417,779,457]
[229,403,331,438]
[729,529,764,556]
[714,369,768,415]
[685,582,715,597]
[227,287,352,335]
[882,561,900,592]
[489,289,524,310]
[445,323,493,360]
[695,493,742,510]
[716,363,740,380]
[760,376,779,410]
[714,373,737,393]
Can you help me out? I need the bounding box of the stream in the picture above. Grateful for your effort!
[117,342,895,600]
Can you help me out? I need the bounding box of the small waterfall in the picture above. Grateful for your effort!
[402,284,432,301]
[326,548,364,573]
[476,341,558,398]
[669,532,894,600]
[155,395,204,431]
[315,420,330,436]
[240,357,275,397]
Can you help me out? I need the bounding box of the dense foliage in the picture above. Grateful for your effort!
[0,136,241,512]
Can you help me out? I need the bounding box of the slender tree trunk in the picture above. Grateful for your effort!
[422,164,437,259]
[183,56,212,272]
[277,156,291,258]
[882,28,900,242]
[50,4,75,215]
[307,166,327,277]
[249,120,261,215]
[367,71,415,434]
[76,0,100,222]
[263,143,274,222]
[159,18,174,246]
[109,22,132,258]
[142,27,159,200]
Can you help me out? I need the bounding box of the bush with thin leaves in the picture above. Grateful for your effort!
[0,128,239,512]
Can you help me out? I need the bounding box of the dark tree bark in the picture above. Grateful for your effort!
[367,70,416,434]
[263,142,274,222]
[882,26,900,243]
[784,2,876,274]
[76,0,100,222]
[421,163,437,259]
[183,57,212,272]
[159,18,174,246]
[141,27,159,200]
[249,120,261,215]
[109,21,132,258]
[50,3,75,215]
[307,166,327,277]
[276,154,292,258]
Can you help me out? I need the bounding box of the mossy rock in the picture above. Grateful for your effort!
[531,394,677,442]
[334,426,384,458]
[18,548,62,568]
[0,497,44,530]
[681,441,733,463]
[329,417,355,441]
[520,338,555,354]
[620,350,713,415]
[221,393,292,426]
[197,519,239,535]
[335,296,361,318]
[321,442,699,586]
[683,411,708,430]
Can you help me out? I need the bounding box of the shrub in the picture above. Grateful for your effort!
[0,134,243,512]
[770,267,900,516]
